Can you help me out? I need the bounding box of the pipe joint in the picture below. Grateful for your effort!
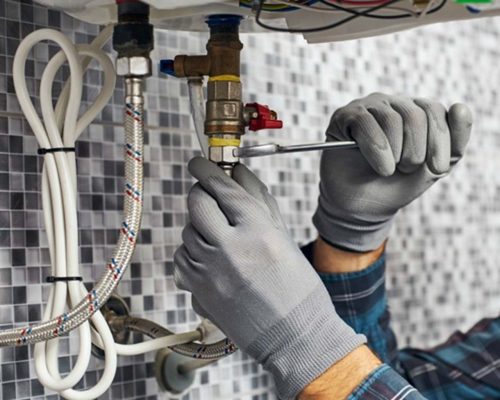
[113,1,154,77]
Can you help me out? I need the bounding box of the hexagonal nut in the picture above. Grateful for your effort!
[207,80,241,100]
[209,146,239,164]
[116,56,152,77]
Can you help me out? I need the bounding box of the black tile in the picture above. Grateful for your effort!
[163,213,173,226]
[14,345,29,361]
[1,363,15,382]
[200,370,209,384]
[25,229,38,247]
[16,361,29,380]
[24,155,37,172]
[92,194,103,210]
[31,379,45,396]
[131,263,141,278]
[122,365,133,381]
[131,279,142,295]
[9,136,22,153]
[28,304,41,322]
[80,247,93,263]
[164,261,174,276]
[104,177,115,193]
[13,286,26,304]
[0,120,7,136]
[106,229,118,244]
[0,229,11,247]
[24,174,39,191]
[0,153,9,170]
[10,192,24,209]
[11,248,26,266]
[143,295,153,310]
[139,229,151,244]
[76,141,90,158]
[2,382,16,400]
[135,380,146,396]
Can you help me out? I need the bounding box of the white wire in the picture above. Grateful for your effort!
[91,329,202,356]
[15,27,201,399]
[418,0,435,18]
[19,27,117,399]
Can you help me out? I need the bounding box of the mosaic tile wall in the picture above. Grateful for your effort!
[1,0,500,398]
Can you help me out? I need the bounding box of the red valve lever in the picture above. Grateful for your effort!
[245,103,283,131]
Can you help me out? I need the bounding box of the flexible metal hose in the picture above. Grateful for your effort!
[115,316,174,339]
[119,316,220,378]
[110,314,236,360]
[170,338,237,360]
[1,70,145,346]
[127,316,237,360]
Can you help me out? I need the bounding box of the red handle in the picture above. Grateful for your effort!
[246,103,283,131]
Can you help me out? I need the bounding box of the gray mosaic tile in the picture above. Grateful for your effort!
[0,1,499,399]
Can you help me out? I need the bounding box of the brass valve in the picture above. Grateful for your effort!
[160,15,282,173]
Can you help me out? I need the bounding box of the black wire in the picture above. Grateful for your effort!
[255,0,403,32]
[240,0,311,11]
[318,0,447,19]
[254,0,447,32]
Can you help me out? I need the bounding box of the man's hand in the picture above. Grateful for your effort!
[174,157,367,399]
[313,93,473,252]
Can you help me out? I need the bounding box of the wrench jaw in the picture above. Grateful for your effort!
[233,143,279,158]
[235,141,358,159]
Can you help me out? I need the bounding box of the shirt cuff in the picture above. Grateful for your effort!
[348,365,425,400]
[301,241,386,325]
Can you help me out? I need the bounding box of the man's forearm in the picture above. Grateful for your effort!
[312,236,386,274]
[299,345,381,400]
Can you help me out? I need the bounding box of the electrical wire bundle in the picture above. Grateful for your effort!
[240,0,448,33]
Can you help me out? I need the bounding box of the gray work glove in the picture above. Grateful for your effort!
[313,93,473,252]
[174,157,366,399]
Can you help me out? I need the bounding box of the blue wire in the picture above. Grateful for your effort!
[466,5,481,13]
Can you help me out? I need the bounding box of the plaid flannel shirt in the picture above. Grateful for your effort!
[302,242,500,400]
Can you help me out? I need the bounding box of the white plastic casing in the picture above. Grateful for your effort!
[33,0,500,43]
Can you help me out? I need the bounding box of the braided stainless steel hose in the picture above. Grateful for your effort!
[109,314,237,360]
[170,338,237,360]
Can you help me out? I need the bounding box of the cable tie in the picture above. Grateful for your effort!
[46,276,83,283]
[37,147,76,155]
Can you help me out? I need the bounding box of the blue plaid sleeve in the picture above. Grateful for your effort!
[348,365,426,400]
[302,241,500,399]
[397,317,500,399]
[301,241,397,363]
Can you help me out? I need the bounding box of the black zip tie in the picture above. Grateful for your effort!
[37,147,76,155]
[46,276,83,283]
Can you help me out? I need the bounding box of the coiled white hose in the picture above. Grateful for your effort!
[6,27,204,399]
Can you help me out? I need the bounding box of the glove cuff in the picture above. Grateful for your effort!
[312,206,394,252]
[246,283,366,399]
